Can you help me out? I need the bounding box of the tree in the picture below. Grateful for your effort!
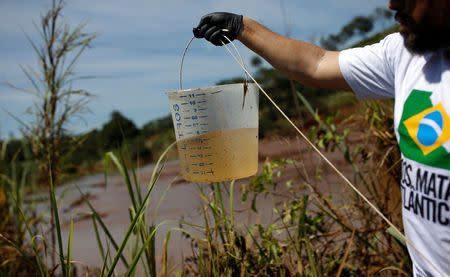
[321,16,374,50]
[98,110,140,149]
[141,114,173,138]
[320,8,393,50]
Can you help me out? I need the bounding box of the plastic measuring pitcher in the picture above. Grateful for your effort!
[167,83,259,182]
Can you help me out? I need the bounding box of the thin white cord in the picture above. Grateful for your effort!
[220,35,445,277]
[220,29,249,83]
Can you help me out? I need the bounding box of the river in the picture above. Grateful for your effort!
[40,137,354,275]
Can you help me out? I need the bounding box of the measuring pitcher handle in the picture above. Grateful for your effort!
[179,31,249,91]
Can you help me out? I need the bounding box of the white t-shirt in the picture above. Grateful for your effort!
[339,33,450,277]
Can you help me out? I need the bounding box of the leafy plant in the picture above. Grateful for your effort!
[6,0,97,267]
[0,141,41,276]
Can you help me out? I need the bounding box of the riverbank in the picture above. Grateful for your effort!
[57,135,357,275]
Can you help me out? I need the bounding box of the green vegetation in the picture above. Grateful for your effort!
[1,112,176,182]
[178,89,408,276]
[320,7,393,50]
[0,3,411,277]
[4,0,98,269]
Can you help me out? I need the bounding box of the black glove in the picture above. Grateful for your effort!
[193,12,243,46]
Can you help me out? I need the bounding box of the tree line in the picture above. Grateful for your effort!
[2,111,175,176]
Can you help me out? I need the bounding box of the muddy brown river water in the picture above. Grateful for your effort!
[49,137,355,275]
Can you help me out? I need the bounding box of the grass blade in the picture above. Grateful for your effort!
[305,237,318,277]
[297,195,309,258]
[215,182,232,245]
[49,170,66,277]
[386,226,406,246]
[106,163,166,277]
[118,151,139,209]
[162,229,172,277]
[67,218,74,277]
[148,141,176,191]
[76,186,129,268]
[124,222,200,276]
[105,151,137,210]
[100,247,111,277]
[229,180,235,229]
[149,225,157,277]
[92,213,106,262]
[15,207,46,276]
[126,149,143,205]
[124,224,160,276]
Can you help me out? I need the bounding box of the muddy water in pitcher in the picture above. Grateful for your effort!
[177,128,258,182]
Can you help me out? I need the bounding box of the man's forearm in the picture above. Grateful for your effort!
[237,17,351,91]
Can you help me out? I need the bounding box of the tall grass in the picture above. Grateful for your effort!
[180,162,409,276]
[0,140,42,276]
[179,96,411,276]
[1,96,411,276]
[0,138,80,276]
[1,139,185,276]
[76,141,180,276]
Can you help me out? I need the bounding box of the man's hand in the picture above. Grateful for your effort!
[193,12,243,46]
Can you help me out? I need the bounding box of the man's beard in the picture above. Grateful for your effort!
[401,29,450,54]
[396,12,450,54]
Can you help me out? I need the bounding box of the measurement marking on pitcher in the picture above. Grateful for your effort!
[184,116,201,120]
[192,164,214,167]
[193,154,205,158]
[192,170,215,175]
[186,146,210,150]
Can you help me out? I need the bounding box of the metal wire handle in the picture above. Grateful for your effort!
[179,29,249,91]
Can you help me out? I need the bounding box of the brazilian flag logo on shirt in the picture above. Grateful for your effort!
[398,89,450,170]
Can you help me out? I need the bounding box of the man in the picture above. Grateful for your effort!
[193,0,450,276]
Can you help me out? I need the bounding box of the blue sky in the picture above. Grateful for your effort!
[0,0,393,138]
